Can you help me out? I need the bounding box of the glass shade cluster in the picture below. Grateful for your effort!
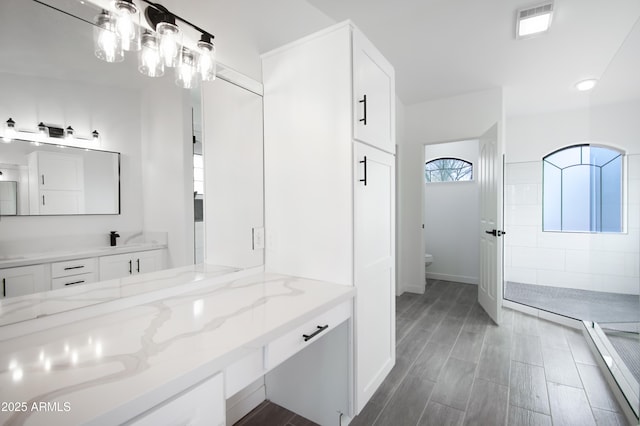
[93,0,216,89]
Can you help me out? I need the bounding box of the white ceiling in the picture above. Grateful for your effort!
[302,0,640,115]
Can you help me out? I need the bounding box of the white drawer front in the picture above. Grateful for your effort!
[51,258,97,278]
[51,272,97,290]
[266,300,350,370]
[224,348,265,398]
[129,373,224,426]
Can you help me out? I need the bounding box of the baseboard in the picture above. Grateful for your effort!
[425,272,479,285]
[226,378,266,425]
[402,283,425,294]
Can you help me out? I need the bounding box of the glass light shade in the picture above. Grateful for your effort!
[156,22,181,67]
[114,0,141,52]
[65,126,74,141]
[3,118,15,143]
[138,32,164,77]
[94,11,124,63]
[175,48,196,89]
[92,130,100,141]
[197,39,216,81]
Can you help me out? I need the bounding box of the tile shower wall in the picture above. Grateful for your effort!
[504,155,640,295]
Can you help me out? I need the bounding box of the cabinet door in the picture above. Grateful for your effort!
[99,253,134,280]
[38,152,84,191]
[353,142,395,412]
[1,264,48,299]
[353,29,395,154]
[39,190,84,215]
[134,250,164,275]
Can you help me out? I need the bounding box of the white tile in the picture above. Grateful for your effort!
[506,184,539,206]
[504,246,512,267]
[505,162,542,184]
[507,205,541,226]
[605,276,640,294]
[536,270,596,291]
[511,247,538,269]
[538,231,592,250]
[505,266,537,285]
[565,250,626,276]
[627,154,640,179]
[627,179,640,205]
[624,252,640,277]
[537,248,566,271]
[504,226,538,248]
[591,230,639,253]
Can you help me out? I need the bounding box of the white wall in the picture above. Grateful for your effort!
[0,72,144,253]
[505,102,640,295]
[398,88,503,294]
[423,140,479,285]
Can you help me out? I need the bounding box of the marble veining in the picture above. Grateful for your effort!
[0,273,354,425]
[0,263,240,330]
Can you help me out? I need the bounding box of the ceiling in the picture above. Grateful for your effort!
[303,0,640,115]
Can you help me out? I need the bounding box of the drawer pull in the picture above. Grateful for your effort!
[303,324,329,342]
[64,280,85,286]
[63,265,85,270]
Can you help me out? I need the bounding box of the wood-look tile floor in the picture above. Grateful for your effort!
[236,280,631,426]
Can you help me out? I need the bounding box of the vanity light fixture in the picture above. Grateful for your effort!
[575,78,598,91]
[176,47,196,89]
[94,10,124,63]
[197,34,216,81]
[3,118,16,143]
[114,0,141,52]
[516,2,553,38]
[145,3,181,68]
[92,130,100,141]
[138,31,164,77]
[38,122,48,136]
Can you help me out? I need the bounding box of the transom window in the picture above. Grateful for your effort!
[425,158,473,183]
[543,144,623,232]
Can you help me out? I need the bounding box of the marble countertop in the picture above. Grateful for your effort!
[0,263,244,335]
[0,272,354,425]
[0,242,167,269]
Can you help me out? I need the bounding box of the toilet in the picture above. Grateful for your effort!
[424,253,433,267]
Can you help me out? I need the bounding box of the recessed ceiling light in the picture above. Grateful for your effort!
[517,2,553,38]
[575,79,598,91]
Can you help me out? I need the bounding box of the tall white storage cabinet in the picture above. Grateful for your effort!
[262,21,396,415]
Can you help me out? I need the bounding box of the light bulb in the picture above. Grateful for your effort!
[197,35,216,82]
[138,31,164,77]
[94,10,124,63]
[114,0,140,51]
[156,22,181,67]
[176,47,196,89]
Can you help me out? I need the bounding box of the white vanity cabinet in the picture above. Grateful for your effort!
[262,20,396,414]
[28,151,85,214]
[51,258,98,290]
[0,264,49,299]
[99,249,165,281]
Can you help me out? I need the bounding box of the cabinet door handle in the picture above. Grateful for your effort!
[42,174,45,185]
[136,259,140,273]
[359,94,367,126]
[2,278,5,298]
[64,265,84,270]
[303,325,329,342]
[128,260,132,274]
[64,280,85,286]
[359,156,367,186]
[42,195,45,206]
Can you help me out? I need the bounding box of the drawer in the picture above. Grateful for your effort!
[224,348,265,398]
[51,258,97,278]
[128,373,224,426]
[266,300,351,370]
[51,272,97,290]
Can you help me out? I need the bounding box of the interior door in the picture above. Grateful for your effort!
[354,141,395,412]
[478,124,504,324]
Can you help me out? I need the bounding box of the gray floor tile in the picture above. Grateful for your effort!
[576,363,623,413]
[375,375,435,426]
[547,382,596,426]
[430,316,466,348]
[430,357,477,411]
[417,401,464,426]
[508,405,552,426]
[565,328,598,366]
[396,292,421,316]
[509,361,550,415]
[463,378,508,426]
[591,407,629,426]
[287,414,319,426]
[450,330,485,363]
[409,341,453,382]
[396,316,414,344]
[236,401,295,426]
[513,311,540,336]
[538,319,571,350]
[462,305,494,334]
[542,346,583,388]
[476,329,511,386]
[512,332,544,366]
[348,397,383,426]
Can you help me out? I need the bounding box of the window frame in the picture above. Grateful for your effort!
[424,157,474,183]
[542,143,625,233]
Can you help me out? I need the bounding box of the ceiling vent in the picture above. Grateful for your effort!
[516,2,554,38]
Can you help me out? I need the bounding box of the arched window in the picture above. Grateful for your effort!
[425,158,473,182]
[543,144,623,232]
